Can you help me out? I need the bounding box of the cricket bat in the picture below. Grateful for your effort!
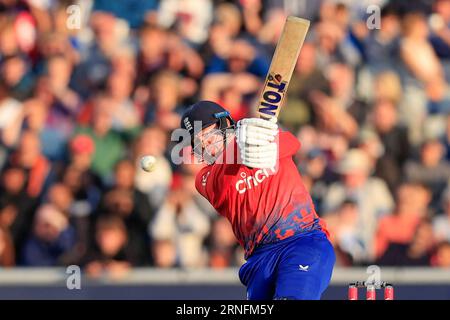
[257,16,310,120]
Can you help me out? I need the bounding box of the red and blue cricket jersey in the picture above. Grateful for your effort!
[195,130,329,259]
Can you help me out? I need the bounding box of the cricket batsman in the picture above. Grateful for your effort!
[180,100,335,300]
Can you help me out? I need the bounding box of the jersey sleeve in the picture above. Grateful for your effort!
[195,164,228,208]
[278,130,301,158]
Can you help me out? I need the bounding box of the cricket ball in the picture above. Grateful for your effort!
[140,155,156,172]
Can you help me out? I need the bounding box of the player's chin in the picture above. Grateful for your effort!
[209,145,220,157]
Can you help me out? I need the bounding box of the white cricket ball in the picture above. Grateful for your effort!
[140,155,157,172]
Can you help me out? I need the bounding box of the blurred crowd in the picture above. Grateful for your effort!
[1,0,450,276]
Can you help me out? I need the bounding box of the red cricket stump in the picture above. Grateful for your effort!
[366,285,376,300]
[348,284,358,300]
[384,285,394,300]
[348,282,394,300]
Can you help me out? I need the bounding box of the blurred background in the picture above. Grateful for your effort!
[0,0,450,299]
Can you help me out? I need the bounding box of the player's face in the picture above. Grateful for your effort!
[196,124,225,158]
[192,118,235,164]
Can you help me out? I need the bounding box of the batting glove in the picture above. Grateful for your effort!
[236,118,278,168]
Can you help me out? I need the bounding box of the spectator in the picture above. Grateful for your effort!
[32,58,82,157]
[433,188,450,242]
[280,42,330,132]
[0,54,34,101]
[326,63,368,126]
[150,171,210,268]
[133,126,172,212]
[46,183,73,215]
[0,17,20,58]
[198,12,234,65]
[0,76,23,151]
[324,200,363,265]
[35,32,78,73]
[46,182,89,265]
[206,38,270,78]
[136,24,169,85]
[373,71,403,106]
[97,159,153,265]
[61,133,102,222]
[71,12,126,98]
[20,204,76,266]
[309,76,359,140]
[399,12,448,145]
[363,5,401,73]
[240,0,264,37]
[332,3,364,67]
[433,241,450,268]
[213,2,243,40]
[400,12,445,86]
[165,30,205,80]
[368,99,410,192]
[44,55,81,119]
[2,96,74,162]
[110,46,137,82]
[145,71,185,131]
[137,25,204,93]
[65,133,102,190]
[84,215,132,279]
[258,9,288,54]
[8,130,52,198]
[157,0,213,46]
[323,148,394,261]
[75,95,128,184]
[106,72,141,131]
[151,238,177,268]
[430,0,450,80]
[60,164,99,264]
[375,183,431,259]
[60,135,103,233]
[207,216,243,269]
[314,19,346,69]
[0,165,36,256]
[357,129,384,176]
[377,218,436,266]
[404,139,450,213]
[297,148,332,213]
[200,72,259,121]
[0,226,14,267]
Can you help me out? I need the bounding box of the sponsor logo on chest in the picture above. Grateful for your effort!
[235,167,276,194]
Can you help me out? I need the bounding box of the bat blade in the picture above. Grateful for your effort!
[257,16,310,120]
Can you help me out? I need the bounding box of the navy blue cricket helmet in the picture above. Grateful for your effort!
[180,100,235,148]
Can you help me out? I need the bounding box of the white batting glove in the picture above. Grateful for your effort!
[236,118,278,168]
